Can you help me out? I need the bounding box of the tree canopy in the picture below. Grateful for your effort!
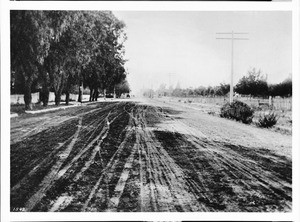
[11,10,128,109]
[234,68,268,97]
[144,68,290,99]
[268,77,292,97]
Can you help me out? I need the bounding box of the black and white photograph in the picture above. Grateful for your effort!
[1,0,300,222]
[9,10,292,212]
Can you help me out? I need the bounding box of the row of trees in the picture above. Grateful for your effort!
[170,83,230,97]
[144,83,230,98]
[11,11,129,110]
[145,68,292,98]
[235,68,292,97]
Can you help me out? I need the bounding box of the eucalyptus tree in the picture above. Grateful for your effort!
[43,11,99,105]
[11,10,73,109]
[82,58,103,101]
[62,11,122,102]
[81,11,127,100]
[44,24,76,106]
[42,11,88,106]
[98,23,127,95]
[115,79,130,98]
[11,11,53,109]
[11,10,128,108]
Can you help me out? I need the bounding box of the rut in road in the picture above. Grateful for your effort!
[152,106,292,212]
[10,102,125,210]
[10,102,292,212]
[24,117,83,211]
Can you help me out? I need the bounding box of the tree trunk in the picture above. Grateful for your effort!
[55,92,61,106]
[93,88,98,101]
[89,88,93,102]
[41,87,49,107]
[95,89,98,101]
[65,91,70,105]
[37,90,43,104]
[24,79,33,110]
[38,91,43,104]
[78,84,83,103]
[38,64,49,107]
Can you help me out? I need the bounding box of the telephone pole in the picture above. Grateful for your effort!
[216,31,249,104]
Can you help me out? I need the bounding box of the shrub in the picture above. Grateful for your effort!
[257,112,278,128]
[220,100,254,124]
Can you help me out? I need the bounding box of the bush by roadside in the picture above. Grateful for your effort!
[220,100,254,124]
[256,112,278,128]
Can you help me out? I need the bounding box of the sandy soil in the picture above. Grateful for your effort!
[10,99,292,212]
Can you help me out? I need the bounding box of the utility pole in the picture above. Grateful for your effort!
[216,31,249,104]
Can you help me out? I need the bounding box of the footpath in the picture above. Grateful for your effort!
[10,100,99,118]
[10,98,132,118]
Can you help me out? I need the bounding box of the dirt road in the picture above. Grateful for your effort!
[10,99,292,212]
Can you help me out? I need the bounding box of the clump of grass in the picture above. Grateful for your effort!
[257,112,278,128]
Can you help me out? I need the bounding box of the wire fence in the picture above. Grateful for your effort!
[170,96,292,111]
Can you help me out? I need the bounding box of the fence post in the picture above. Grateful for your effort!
[269,96,273,107]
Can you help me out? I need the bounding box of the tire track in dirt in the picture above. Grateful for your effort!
[106,143,138,211]
[24,117,83,211]
[140,107,207,211]
[38,103,131,212]
[105,105,207,212]
[81,104,143,212]
[81,125,134,211]
[189,131,291,210]
[133,102,291,211]
[10,118,81,209]
[137,132,147,211]
[11,101,291,212]
[11,139,70,192]
[55,117,110,179]
[108,105,206,212]
[47,106,124,212]
[11,102,128,211]
[151,105,292,211]
[135,109,159,211]
[10,103,113,144]
[11,116,79,144]
[67,104,125,183]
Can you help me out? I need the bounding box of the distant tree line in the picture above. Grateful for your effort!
[145,68,291,98]
[235,68,292,98]
[170,83,230,97]
[144,83,230,98]
[11,11,129,110]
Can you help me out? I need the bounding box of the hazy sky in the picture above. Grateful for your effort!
[113,11,291,93]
